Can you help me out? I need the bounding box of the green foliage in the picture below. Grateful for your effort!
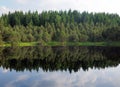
[102,27,120,41]
[0,10,120,43]
[0,34,3,45]
[42,31,51,42]
[0,22,3,45]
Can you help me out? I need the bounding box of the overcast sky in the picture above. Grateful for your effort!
[0,0,120,15]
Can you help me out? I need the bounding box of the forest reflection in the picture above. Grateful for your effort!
[0,46,120,73]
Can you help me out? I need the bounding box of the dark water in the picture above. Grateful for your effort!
[0,46,120,87]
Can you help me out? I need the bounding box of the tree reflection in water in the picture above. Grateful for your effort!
[0,46,120,73]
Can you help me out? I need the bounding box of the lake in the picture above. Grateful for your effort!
[0,46,120,87]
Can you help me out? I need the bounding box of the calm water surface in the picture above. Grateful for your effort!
[0,46,120,87]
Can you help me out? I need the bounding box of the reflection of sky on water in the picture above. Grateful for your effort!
[0,65,120,87]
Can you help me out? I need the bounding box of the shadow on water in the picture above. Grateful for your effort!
[0,46,120,73]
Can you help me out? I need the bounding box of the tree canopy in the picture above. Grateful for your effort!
[0,10,120,43]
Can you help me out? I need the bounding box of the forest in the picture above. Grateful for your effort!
[0,10,120,45]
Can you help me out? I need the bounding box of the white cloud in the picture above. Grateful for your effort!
[1,65,120,87]
[23,0,120,14]
[5,75,29,87]
[30,66,120,87]
[2,68,9,73]
[0,6,14,15]
[1,0,120,15]
[16,0,29,4]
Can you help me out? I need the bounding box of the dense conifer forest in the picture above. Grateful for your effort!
[0,10,120,45]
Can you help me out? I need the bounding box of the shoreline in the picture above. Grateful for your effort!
[0,41,120,47]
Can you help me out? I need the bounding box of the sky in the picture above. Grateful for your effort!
[1,66,120,87]
[0,0,120,15]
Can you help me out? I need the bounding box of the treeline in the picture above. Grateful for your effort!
[0,10,120,44]
[0,46,120,72]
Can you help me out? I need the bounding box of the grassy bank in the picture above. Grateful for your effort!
[1,42,38,47]
[0,41,120,47]
[47,42,120,46]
